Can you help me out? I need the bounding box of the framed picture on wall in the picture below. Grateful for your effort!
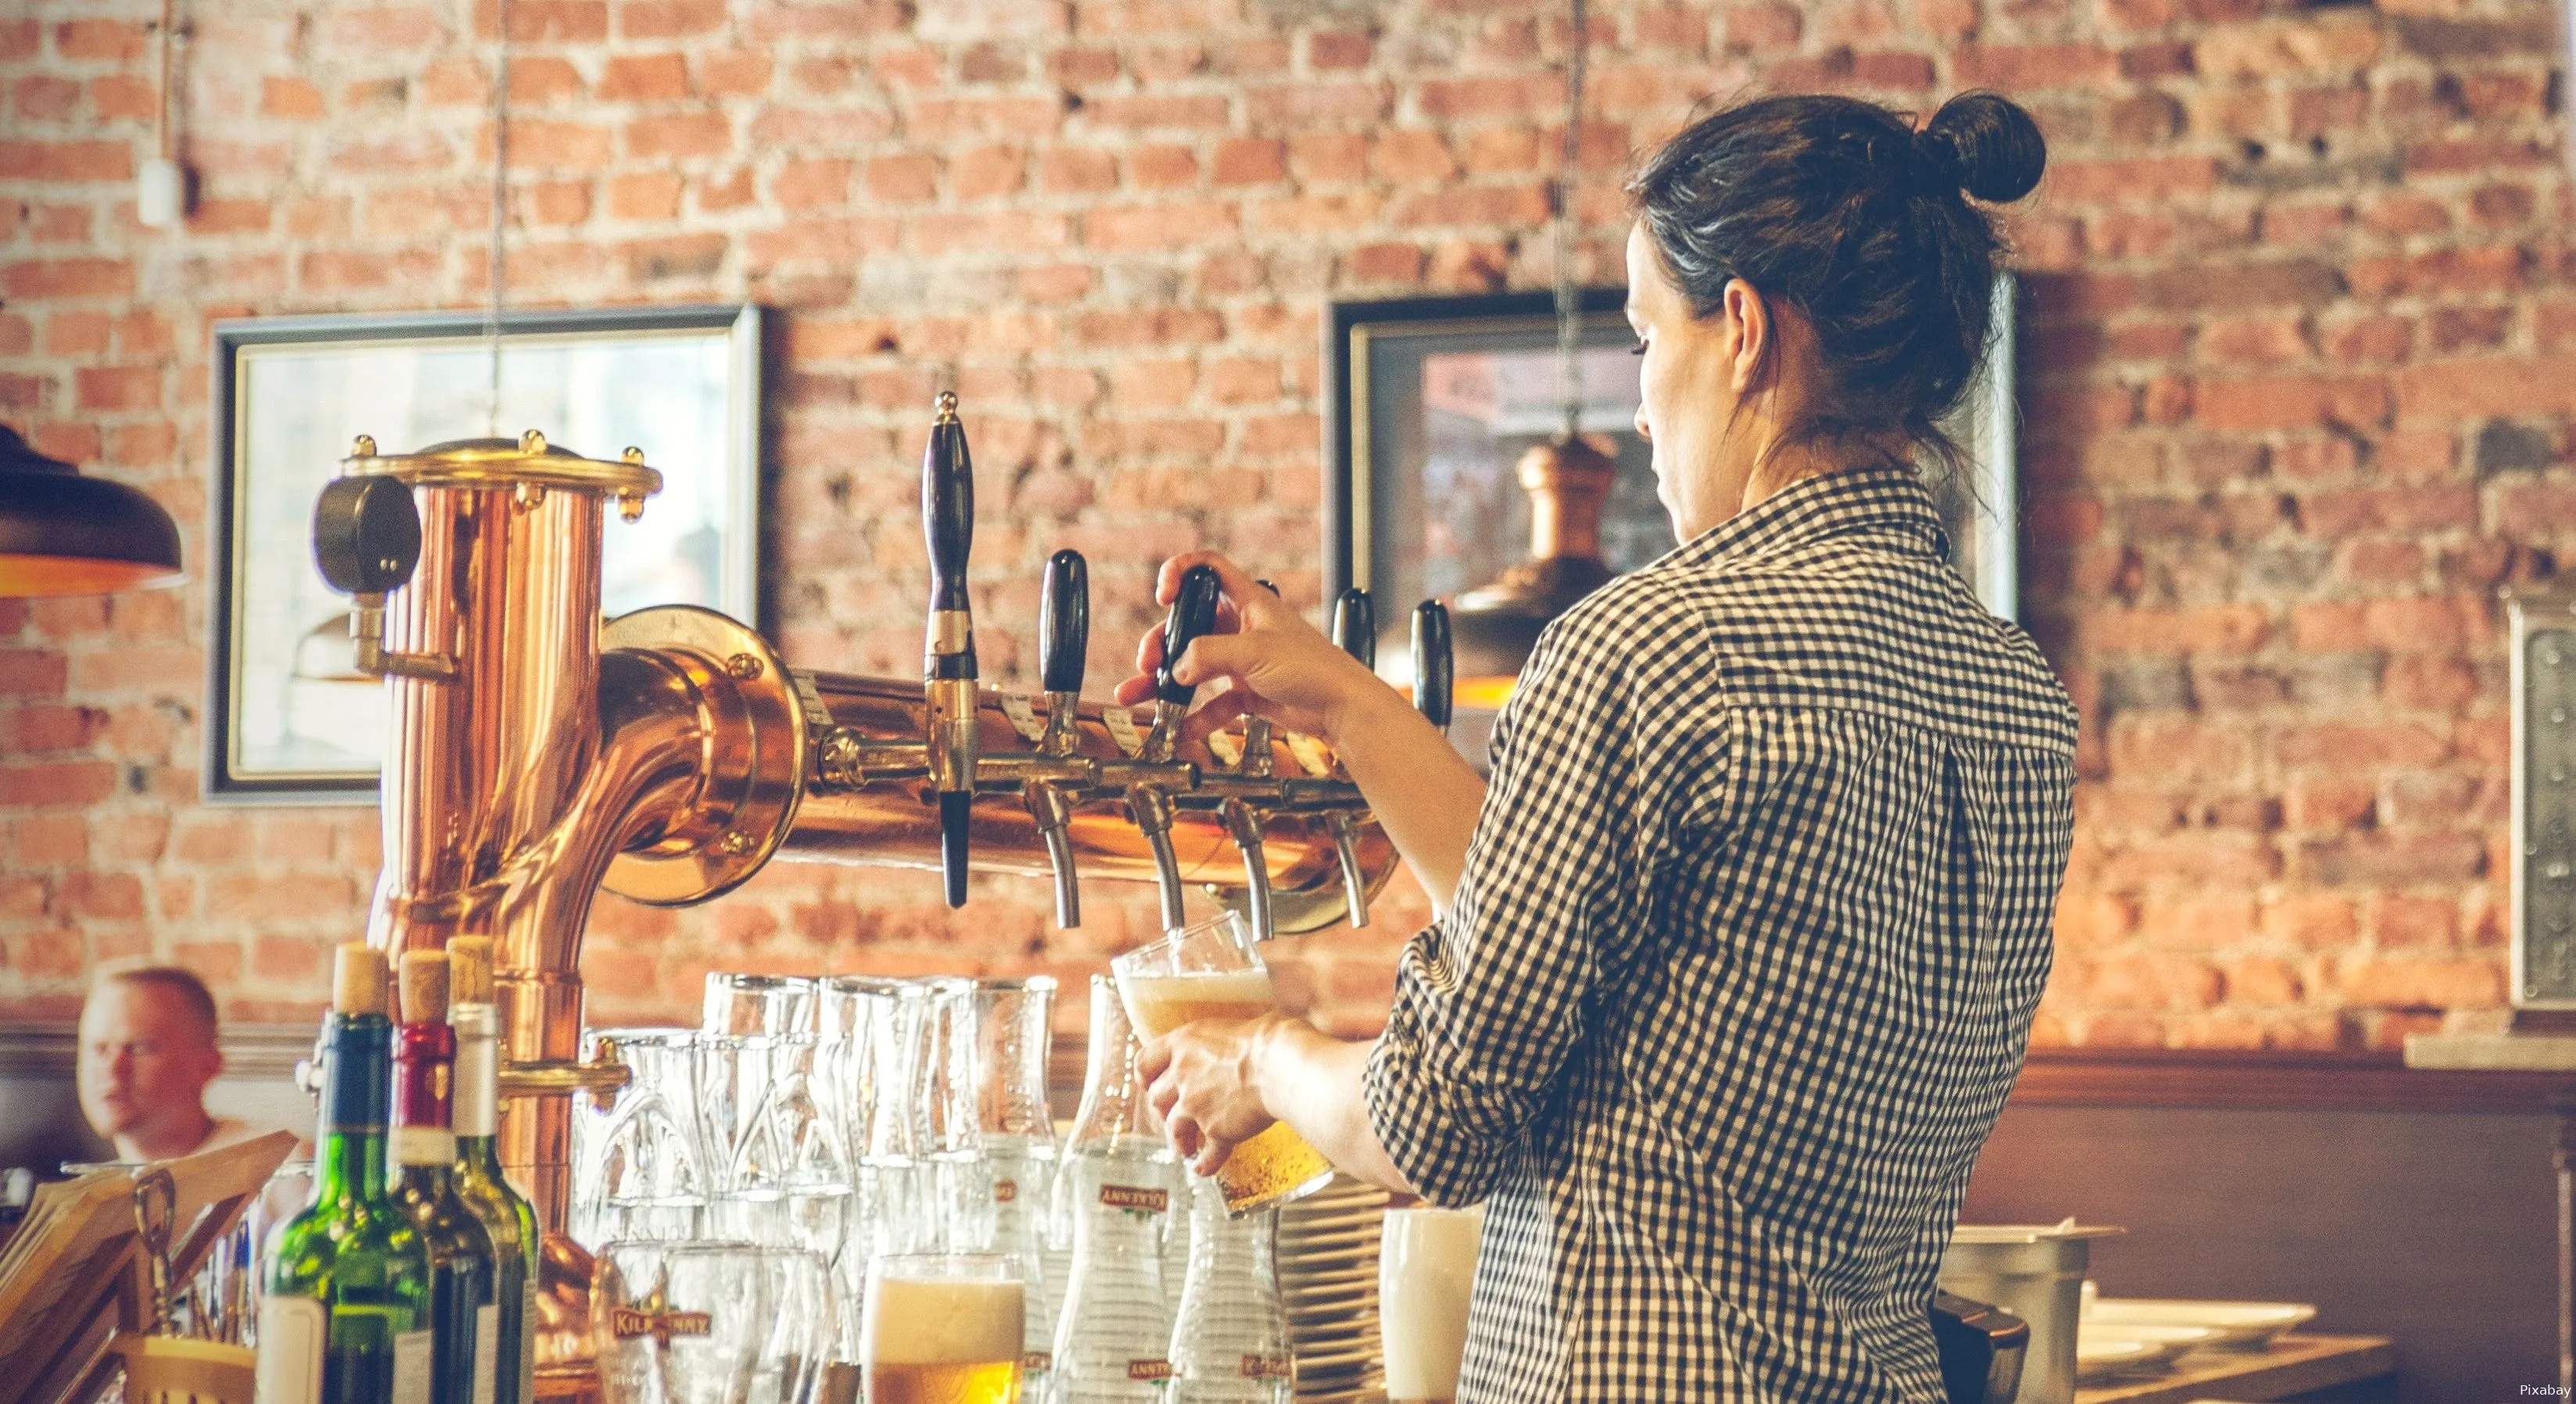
[1325,281,2019,766]
[205,303,763,803]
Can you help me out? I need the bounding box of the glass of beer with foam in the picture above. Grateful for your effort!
[1110,911,1337,1216]
[862,1252,1026,1404]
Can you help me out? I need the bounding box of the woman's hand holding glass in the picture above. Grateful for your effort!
[1136,1009,1288,1179]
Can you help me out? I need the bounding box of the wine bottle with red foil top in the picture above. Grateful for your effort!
[387,950,502,1404]
[256,944,435,1404]
[446,937,537,1404]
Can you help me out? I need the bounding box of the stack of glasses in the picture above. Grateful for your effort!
[573,972,1064,1399]
[572,912,1317,1403]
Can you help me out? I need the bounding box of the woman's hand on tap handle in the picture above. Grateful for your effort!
[1112,552,1391,748]
[1117,550,1487,917]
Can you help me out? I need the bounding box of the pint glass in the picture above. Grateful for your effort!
[862,1253,1026,1404]
[1110,912,1335,1216]
[1379,1205,1483,1404]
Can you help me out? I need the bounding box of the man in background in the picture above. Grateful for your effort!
[76,963,253,1162]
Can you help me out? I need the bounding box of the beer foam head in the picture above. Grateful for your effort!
[1118,969,1276,1037]
[862,1273,1023,1366]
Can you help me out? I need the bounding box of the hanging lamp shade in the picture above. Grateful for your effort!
[1449,431,1618,708]
[0,424,184,596]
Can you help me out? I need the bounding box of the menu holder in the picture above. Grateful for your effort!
[0,1131,297,1404]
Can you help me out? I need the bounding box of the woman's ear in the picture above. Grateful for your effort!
[1721,278,1772,395]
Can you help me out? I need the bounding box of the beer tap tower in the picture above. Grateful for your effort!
[307,398,1445,1398]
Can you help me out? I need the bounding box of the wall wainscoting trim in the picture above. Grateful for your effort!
[7,1026,2555,1118]
[2013,1048,2566,1115]
[0,1023,313,1080]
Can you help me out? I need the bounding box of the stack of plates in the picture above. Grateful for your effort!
[1277,1176,1391,1402]
[2076,1298,2317,1383]
[2086,1298,2316,1349]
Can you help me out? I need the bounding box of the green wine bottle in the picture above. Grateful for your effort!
[256,944,435,1404]
[389,951,501,1404]
[446,937,538,1404]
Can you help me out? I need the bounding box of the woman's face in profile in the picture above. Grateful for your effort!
[1624,221,1745,542]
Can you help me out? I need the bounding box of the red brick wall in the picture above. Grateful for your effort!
[1,0,2565,1049]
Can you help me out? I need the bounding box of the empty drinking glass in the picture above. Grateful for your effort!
[593,1241,779,1404]
[751,1245,840,1404]
[702,1033,853,1258]
[1051,978,1178,1402]
[918,979,988,1252]
[862,983,937,1259]
[577,1030,711,1250]
[704,973,820,1037]
[1168,1179,1292,1403]
[955,978,1059,1390]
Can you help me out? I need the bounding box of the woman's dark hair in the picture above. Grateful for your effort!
[1628,90,2045,478]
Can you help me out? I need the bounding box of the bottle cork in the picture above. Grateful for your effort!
[398,949,450,1026]
[449,936,495,1006]
[333,944,388,1018]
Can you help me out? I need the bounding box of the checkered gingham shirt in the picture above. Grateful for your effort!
[1364,467,2079,1402]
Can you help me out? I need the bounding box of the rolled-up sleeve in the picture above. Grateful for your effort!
[1363,594,1725,1206]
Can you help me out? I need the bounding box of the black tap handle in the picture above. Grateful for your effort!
[1041,550,1088,695]
[922,392,974,620]
[1154,564,1224,707]
[1331,589,1375,669]
[1412,600,1453,730]
[312,476,421,596]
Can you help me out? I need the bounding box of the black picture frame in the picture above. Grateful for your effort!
[1325,285,2020,764]
[205,303,763,804]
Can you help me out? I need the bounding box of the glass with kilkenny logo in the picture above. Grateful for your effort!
[1111,912,1336,1216]
[861,1253,1026,1404]
[1052,979,1179,1402]
[592,1242,776,1404]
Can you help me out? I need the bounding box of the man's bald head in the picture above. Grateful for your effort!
[78,964,224,1161]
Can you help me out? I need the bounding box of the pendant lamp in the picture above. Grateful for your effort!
[0,424,185,597]
[1449,431,1617,707]
[1447,0,1603,708]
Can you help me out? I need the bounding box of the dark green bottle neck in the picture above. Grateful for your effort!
[457,1134,508,1180]
[392,1160,456,1193]
[313,1011,393,1209]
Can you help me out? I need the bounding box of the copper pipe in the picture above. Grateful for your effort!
[767,672,1389,907]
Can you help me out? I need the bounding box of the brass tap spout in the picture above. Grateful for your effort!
[1220,797,1274,940]
[1125,564,1224,929]
[1224,581,1283,939]
[922,391,979,909]
[1125,783,1188,931]
[1028,550,1091,928]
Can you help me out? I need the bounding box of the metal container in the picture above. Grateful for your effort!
[1937,1224,2123,1404]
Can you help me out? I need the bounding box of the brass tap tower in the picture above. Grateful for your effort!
[309,401,1440,1396]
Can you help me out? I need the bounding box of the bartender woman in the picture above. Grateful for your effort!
[1120,90,2080,1400]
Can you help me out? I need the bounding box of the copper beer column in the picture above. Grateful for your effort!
[329,421,1407,1402]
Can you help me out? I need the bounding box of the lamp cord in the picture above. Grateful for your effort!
[1552,0,1589,442]
[485,0,511,438]
[154,0,173,160]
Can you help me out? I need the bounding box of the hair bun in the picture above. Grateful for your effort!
[1919,91,2046,203]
